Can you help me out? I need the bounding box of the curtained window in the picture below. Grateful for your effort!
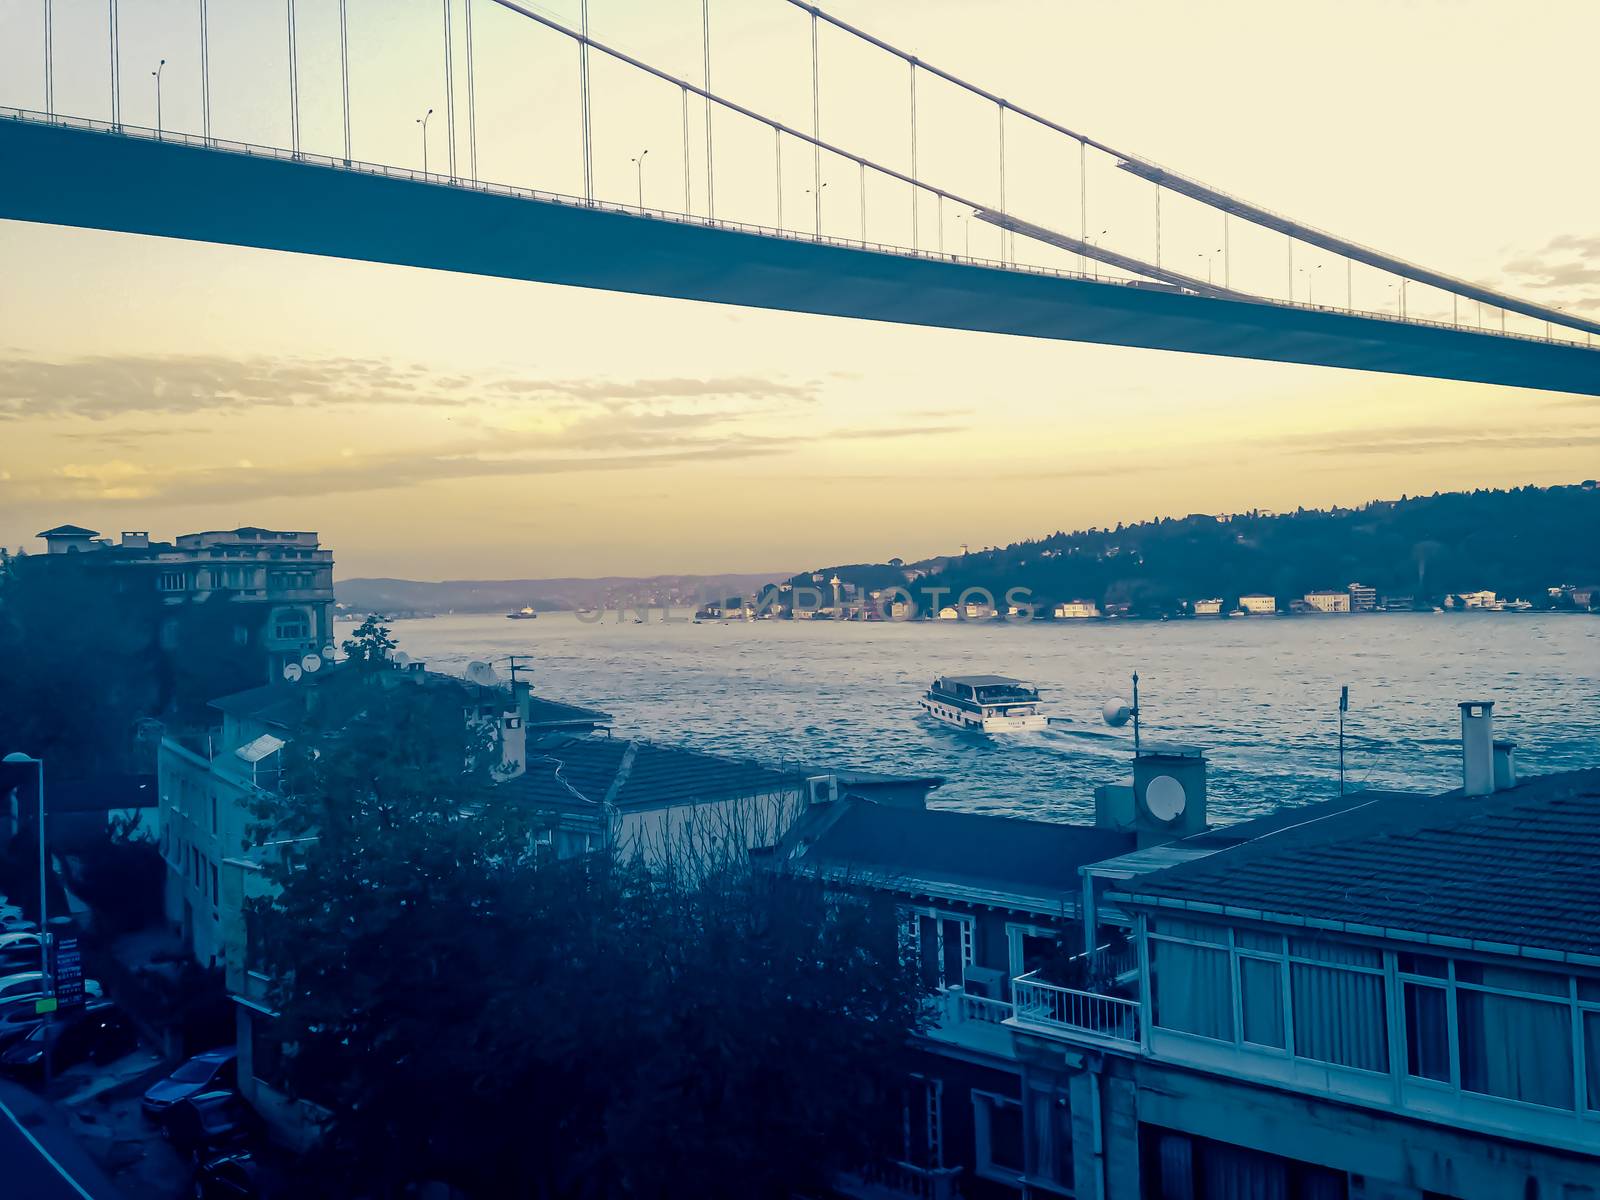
[1584,1011,1600,1112]
[1153,937,1234,1041]
[1026,1086,1073,1191]
[1239,957,1285,1049]
[1403,982,1450,1082]
[1290,961,1388,1073]
[1457,989,1574,1109]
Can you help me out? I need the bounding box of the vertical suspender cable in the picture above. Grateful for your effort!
[43,0,54,115]
[443,0,457,179]
[997,102,1007,262]
[909,61,917,249]
[681,85,691,213]
[1079,139,1087,274]
[286,0,301,155]
[108,0,120,127]
[702,0,714,219]
[200,0,212,141]
[578,0,592,198]
[338,0,351,160]
[810,11,821,235]
[1346,258,1352,312]
[1286,235,1293,302]
[775,128,783,228]
[465,0,478,180]
[859,160,866,242]
[1154,184,1161,271]
[1224,214,1230,290]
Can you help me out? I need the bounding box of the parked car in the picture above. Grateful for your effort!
[0,1001,138,1082]
[0,915,37,935]
[0,932,44,971]
[165,1090,259,1162]
[192,1149,290,1200]
[143,1047,238,1119]
[0,1005,43,1052]
[0,971,102,1009]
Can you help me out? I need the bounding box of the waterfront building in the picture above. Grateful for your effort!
[29,524,336,695]
[1346,582,1378,611]
[1191,599,1224,616]
[1303,590,1353,613]
[780,705,1600,1199]
[1237,594,1277,615]
[1450,589,1501,610]
[1053,600,1101,619]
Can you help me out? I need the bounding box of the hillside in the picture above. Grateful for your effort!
[788,483,1600,616]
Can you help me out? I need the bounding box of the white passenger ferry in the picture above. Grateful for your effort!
[918,674,1049,733]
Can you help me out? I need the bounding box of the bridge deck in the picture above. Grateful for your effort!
[2,113,1597,397]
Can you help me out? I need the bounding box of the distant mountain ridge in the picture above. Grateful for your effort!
[337,573,788,614]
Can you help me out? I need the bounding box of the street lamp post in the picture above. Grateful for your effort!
[416,108,434,175]
[151,58,166,137]
[4,752,50,1087]
[631,148,650,209]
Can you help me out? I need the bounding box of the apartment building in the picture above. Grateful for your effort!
[1054,601,1102,620]
[784,706,1600,1200]
[32,523,336,694]
[1237,594,1277,615]
[1303,590,1353,613]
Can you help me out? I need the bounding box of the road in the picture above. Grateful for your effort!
[0,1081,125,1200]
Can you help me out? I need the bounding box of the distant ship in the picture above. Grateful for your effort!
[919,674,1049,733]
[506,605,538,620]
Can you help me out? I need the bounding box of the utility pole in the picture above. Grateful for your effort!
[151,57,165,136]
[1338,686,1349,796]
[416,108,433,174]
[632,148,649,208]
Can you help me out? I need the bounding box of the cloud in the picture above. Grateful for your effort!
[1267,422,1600,457]
[0,353,820,421]
[1500,233,1600,313]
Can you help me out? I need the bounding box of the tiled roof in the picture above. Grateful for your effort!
[782,797,1134,910]
[500,738,803,812]
[1118,769,1600,958]
[524,695,611,728]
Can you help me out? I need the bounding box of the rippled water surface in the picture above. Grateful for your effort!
[389,612,1600,824]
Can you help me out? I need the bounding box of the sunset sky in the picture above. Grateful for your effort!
[2,0,1597,579]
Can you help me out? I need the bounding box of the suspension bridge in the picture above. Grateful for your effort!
[2,0,1596,396]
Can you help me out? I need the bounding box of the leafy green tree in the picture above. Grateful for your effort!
[248,683,922,1199]
[340,615,397,670]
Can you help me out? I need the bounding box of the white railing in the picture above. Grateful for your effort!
[4,106,1594,353]
[950,988,1012,1026]
[853,1159,964,1200]
[1011,972,1141,1047]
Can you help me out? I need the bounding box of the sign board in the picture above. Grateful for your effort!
[52,937,84,1008]
[33,996,57,1015]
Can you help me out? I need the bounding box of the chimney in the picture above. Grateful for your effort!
[513,679,532,726]
[1459,701,1494,796]
[1493,739,1517,791]
[500,709,527,778]
[121,531,149,549]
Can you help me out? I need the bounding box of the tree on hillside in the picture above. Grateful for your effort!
[248,683,922,1199]
[340,615,397,669]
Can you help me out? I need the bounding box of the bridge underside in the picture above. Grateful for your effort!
[3,117,1597,396]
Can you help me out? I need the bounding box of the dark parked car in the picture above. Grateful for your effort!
[143,1047,238,1119]
[192,1150,290,1200]
[164,1090,259,1162]
[0,1005,43,1052]
[0,1001,138,1082]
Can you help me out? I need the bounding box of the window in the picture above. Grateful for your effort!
[1151,922,1233,1041]
[1455,963,1574,1110]
[972,1091,1025,1185]
[249,1013,286,1089]
[273,610,311,641]
[1403,982,1450,1082]
[1239,957,1285,1049]
[1585,1012,1600,1112]
[1007,922,1058,982]
[210,862,220,906]
[904,909,974,992]
[210,794,218,834]
[158,571,186,591]
[1025,1085,1073,1192]
[1290,960,1388,1074]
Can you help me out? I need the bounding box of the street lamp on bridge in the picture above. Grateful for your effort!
[631,149,650,209]
[416,108,434,175]
[151,58,166,138]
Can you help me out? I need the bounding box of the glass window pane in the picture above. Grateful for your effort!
[1154,918,1229,944]
[987,1099,1024,1172]
[1291,963,1389,1072]
[1290,937,1381,968]
[1456,961,1568,996]
[1237,930,1285,954]
[1396,952,1448,978]
[1240,958,1285,1048]
[1153,939,1233,1041]
[1404,983,1450,1081]
[1457,990,1574,1109]
[1585,1012,1600,1112]
[1578,977,1600,1003]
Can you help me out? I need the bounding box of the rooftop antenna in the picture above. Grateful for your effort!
[504,653,534,687]
[1099,670,1142,755]
[1338,684,1349,796]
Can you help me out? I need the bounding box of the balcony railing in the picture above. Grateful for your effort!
[845,1159,964,1200]
[1011,971,1142,1048]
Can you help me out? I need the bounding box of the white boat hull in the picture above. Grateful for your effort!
[919,697,1048,734]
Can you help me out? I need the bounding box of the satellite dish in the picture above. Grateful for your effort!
[392,651,412,668]
[1146,774,1187,822]
[301,653,323,673]
[465,661,499,687]
[1102,698,1132,728]
[321,644,336,661]
[282,662,303,683]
